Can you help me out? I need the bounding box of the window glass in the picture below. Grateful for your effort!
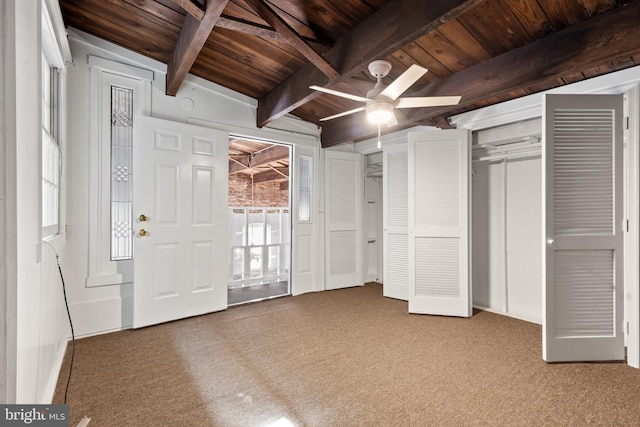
[110,86,134,260]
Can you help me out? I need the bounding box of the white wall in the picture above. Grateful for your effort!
[64,29,321,337]
[2,0,70,403]
[1,0,10,403]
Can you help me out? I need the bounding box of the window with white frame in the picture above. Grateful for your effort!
[86,57,152,287]
[298,155,312,222]
[41,47,61,238]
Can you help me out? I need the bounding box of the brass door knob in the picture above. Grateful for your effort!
[139,229,148,237]
[139,214,148,222]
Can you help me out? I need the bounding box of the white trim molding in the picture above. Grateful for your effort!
[451,65,640,131]
[86,57,152,287]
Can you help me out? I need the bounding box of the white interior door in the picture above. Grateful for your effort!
[543,94,625,362]
[291,144,318,295]
[383,143,409,300]
[133,116,228,328]
[325,150,363,290]
[408,129,471,316]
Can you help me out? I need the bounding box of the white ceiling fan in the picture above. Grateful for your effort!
[310,60,461,125]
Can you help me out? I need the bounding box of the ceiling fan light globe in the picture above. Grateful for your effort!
[366,101,393,124]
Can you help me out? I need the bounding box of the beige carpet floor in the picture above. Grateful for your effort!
[54,283,640,426]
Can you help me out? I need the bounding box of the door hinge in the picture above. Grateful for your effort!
[625,116,630,130]
[626,219,630,232]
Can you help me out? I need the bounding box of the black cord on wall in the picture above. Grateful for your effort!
[43,241,75,405]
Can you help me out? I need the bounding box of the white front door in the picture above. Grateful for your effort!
[408,129,472,316]
[383,143,409,300]
[324,150,363,290]
[543,94,625,362]
[291,144,318,295]
[133,116,228,328]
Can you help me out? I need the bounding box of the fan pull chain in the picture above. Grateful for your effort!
[377,123,382,149]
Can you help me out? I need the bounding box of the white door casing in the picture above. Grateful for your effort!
[543,94,625,362]
[133,116,228,328]
[383,143,409,301]
[324,150,363,290]
[291,144,318,295]
[408,129,472,316]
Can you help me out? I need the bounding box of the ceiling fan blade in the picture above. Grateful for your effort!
[319,106,367,121]
[395,96,462,108]
[378,64,428,101]
[310,85,370,103]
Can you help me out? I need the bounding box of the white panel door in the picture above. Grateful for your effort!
[383,143,409,300]
[543,94,625,362]
[133,116,228,328]
[325,150,363,290]
[408,130,471,316]
[291,144,318,295]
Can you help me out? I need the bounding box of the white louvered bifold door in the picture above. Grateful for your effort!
[543,94,625,362]
[408,130,471,316]
[383,143,409,300]
[325,150,363,290]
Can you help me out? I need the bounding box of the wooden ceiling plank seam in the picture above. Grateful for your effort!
[165,0,205,20]
[505,0,555,39]
[535,0,589,29]
[582,62,616,78]
[393,45,449,82]
[120,0,186,26]
[613,56,636,70]
[166,0,230,96]
[319,0,640,147]
[197,28,306,90]
[265,0,346,43]
[561,71,587,84]
[455,0,534,57]
[60,2,178,62]
[256,0,485,126]
[242,0,340,79]
[202,32,300,82]
[430,19,492,70]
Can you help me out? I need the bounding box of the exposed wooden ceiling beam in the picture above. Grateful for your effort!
[242,0,339,80]
[255,0,484,126]
[228,144,289,174]
[320,1,640,147]
[252,168,289,184]
[216,16,331,52]
[167,0,204,21]
[166,0,229,96]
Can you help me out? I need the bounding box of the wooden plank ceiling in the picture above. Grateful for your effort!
[59,0,640,147]
[229,138,289,185]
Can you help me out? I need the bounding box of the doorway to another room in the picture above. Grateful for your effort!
[227,137,291,305]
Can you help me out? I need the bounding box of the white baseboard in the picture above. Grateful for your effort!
[473,304,541,325]
[42,340,67,404]
[70,295,133,338]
